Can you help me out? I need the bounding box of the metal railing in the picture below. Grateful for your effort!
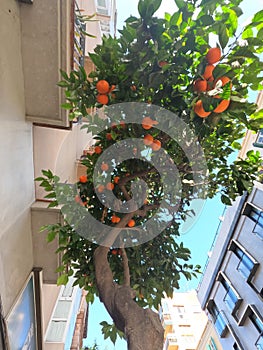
[196,206,227,291]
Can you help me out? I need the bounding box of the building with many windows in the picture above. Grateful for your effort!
[160,291,208,350]
[197,91,263,350]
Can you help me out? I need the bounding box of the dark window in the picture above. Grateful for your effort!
[249,306,263,350]
[219,273,242,314]
[253,129,263,148]
[229,240,259,281]
[244,204,263,239]
[208,301,228,337]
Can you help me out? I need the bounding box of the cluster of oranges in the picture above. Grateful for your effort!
[143,134,161,151]
[193,47,232,118]
[96,80,116,105]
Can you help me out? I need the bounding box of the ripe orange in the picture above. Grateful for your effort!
[96,80,110,94]
[130,85,137,91]
[158,60,168,67]
[120,120,126,128]
[109,84,116,92]
[214,76,232,89]
[194,100,211,118]
[106,133,113,140]
[94,146,102,154]
[142,116,158,130]
[101,162,109,171]
[206,47,221,64]
[79,175,88,183]
[106,182,114,190]
[193,79,207,93]
[151,139,161,151]
[128,219,135,227]
[143,134,154,146]
[97,184,105,193]
[213,98,230,113]
[111,215,121,224]
[96,94,109,105]
[113,176,120,184]
[203,64,215,80]
[111,248,118,254]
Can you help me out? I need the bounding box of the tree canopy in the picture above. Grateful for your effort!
[37,0,263,347]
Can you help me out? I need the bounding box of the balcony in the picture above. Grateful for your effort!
[19,0,85,127]
[164,333,179,350]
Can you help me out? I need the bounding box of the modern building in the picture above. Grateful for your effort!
[197,92,263,350]
[0,0,115,349]
[160,290,208,350]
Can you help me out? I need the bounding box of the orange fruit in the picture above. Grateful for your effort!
[111,215,121,224]
[106,182,114,190]
[97,184,105,193]
[111,248,118,254]
[79,175,88,183]
[101,162,109,171]
[96,94,109,105]
[213,98,230,113]
[109,84,116,92]
[206,47,221,64]
[142,116,158,130]
[214,76,232,90]
[128,219,135,227]
[120,121,126,128]
[130,85,137,91]
[203,64,215,80]
[113,176,120,184]
[194,100,211,118]
[193,79,207,93]
[151,139,161,151]
[158,60,168,67]
[94,146,102,154]
[96,80,110,94]
[143,134,154,146]
[106,133,113,140]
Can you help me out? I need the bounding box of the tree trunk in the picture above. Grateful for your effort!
[94,246,164,350]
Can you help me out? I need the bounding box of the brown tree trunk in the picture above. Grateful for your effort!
[94,246,164,350]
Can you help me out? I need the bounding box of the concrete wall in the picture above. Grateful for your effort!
[0,0,35,316]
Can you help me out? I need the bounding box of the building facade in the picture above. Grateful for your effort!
[197,92,263,350]
[0,0,115,349]
[160,291,208,350]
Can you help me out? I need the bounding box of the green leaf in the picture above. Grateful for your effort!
[57,81,69,87]
[174,0,185,9]
[57,274,69,286]
[221,194,232,205]
[219,24,229,49]
[61,103,72,110]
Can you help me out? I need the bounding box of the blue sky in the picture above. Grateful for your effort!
[83,1,262,349]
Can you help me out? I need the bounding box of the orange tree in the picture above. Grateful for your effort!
[37,0,263,349]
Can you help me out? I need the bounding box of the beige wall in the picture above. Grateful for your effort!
[0,0,35,316]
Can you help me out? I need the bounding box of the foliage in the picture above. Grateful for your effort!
[37,0,263,344]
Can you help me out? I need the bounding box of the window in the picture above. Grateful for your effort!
[244,203,263,239]
[253,129,263,148]
[208,301,228,337]
[97,0,108,15]
[229,240,259,281]
[218,273,242,314]
[248,305,263,350]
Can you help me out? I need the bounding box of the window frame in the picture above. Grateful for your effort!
[218,272,242,315]
[207,300,229,338]
[229,240,259,282]
[243,203,263,239]
[253,129,263,148]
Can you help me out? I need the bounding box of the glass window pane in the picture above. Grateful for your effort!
[256,335,263,350]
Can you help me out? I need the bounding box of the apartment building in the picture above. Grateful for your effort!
[0,0,115,348]
[160,291,208,350]
[196,319,223,350]
[197,92,263,350]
